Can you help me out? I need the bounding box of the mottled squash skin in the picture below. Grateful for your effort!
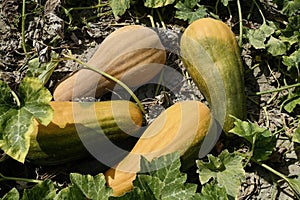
[180,18,246,134]
[27,100,143,165]
[53,25,166,101]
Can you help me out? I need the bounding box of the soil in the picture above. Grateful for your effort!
[0,0,299,199]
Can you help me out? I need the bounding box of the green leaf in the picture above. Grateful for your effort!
[144,0,175,8]
[197,180,229,200]
[284,96,300,113]
[220,0,232,7]
[282,0,300,16]
[286,174,300,199]
[70,173,112,200]
[196,150,245,199]
[229,117,276,161]
[266,36,287,56]
[109,0,131,17]
[0,77,53,163]
[247,22,275,49]
[1,188,20,200]
[175,0,207,24]
[121,152,198,199]
[54,186,86,200]
[283,49,300,70]
[253,129,277,162]
[21,180,56,200]
[0,109,34,162]
[292,127,300,143]
[19,77,53,125]
[26,52,59,85]
[229,117,267,144]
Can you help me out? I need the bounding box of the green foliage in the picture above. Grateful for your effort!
[175,0,207,23]
[144,0,175,8]
[109,0,131,17]
[197,150,245,199]
[69,173,112,200]
[1,188,19,200]
[119,152,199,199]
[229,117,276,161]
[196,180,229,200]
[247,21,276,50]
[292,126,300,143]
[21,180,56,200]
[26,52,60,85]
[0,77,53,163]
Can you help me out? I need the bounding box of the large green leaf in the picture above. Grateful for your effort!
[0,109,34,162]
[196,180,229,200]
[144,0,175,8]
[26,52,59,85]
[70,173,112,200]
[19,77,53,125]
[0,77,53,163]
[266,36,287,56]
[196,150,245,199]
[54,186,86,200]
[120,152,199,199]
[109,0,131,17]
[1,188,20,200]
[247,22,275,49]
[292,127,300,143]
[21,180,56,200]
[283,49,300,70]
[229,117,276,161]
[175,0,207,24]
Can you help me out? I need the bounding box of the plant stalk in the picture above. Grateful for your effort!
[21,0,27,54]
[0,173,43,184]
[63,54,146,114]
[255,83,300,95]
[237,0,243,47]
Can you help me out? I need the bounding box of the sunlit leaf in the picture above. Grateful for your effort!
[21,180,56,200]
[70,173,112,200]
[26,52,59,85]
[19,77,53,126]
[292,127,300,143]
[0,77,53,163]
[247,22,275,49]
[283,49,300,70]
[1,188,19,200]
[197,180,229,200]
[120,152,199,199]
[197,150,245,199]
[266,36,287,56]
[286,174,300,199]
[109,0,131,17]
[54,186,85,200]
[229,117,276,161]
[175,0,207,24]
[144,0,175,8]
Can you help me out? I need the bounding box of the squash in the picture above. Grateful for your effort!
[27,100,143,165]
[53,25,166,101]
[180,18,246,134]
[105,101,217,196]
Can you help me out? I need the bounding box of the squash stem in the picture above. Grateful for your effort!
[255,83,300,95]
[252,0,266,24]
[0,173,43,184]
[63,54,146,114]
[21,0,27,55]
[236,0,243,47]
